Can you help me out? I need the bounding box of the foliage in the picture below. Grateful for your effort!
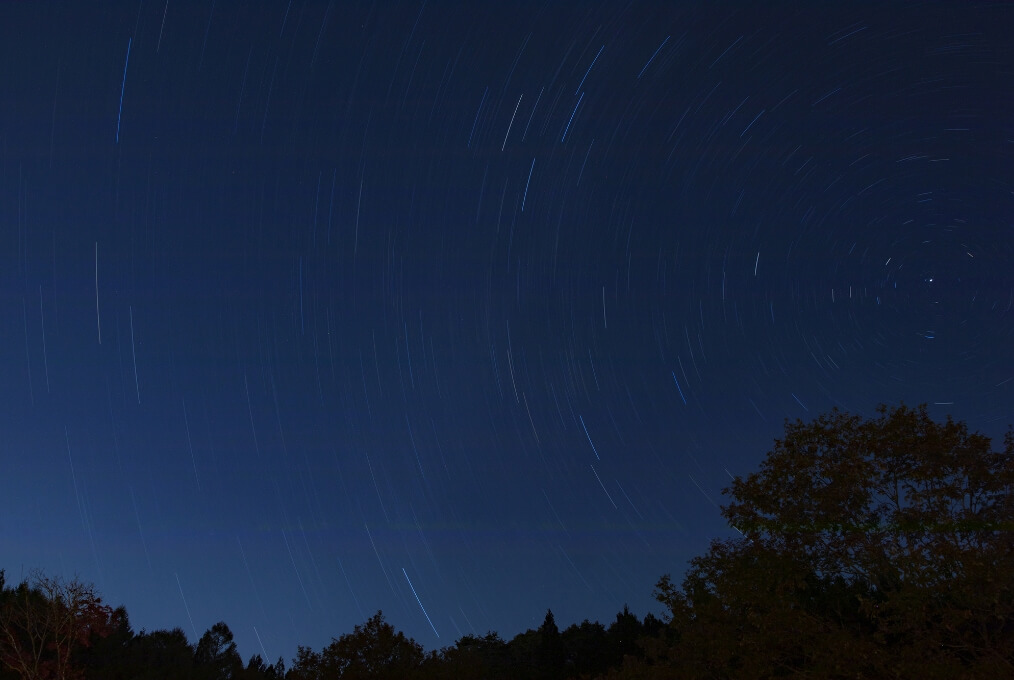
[239,654,286,680]
[195,622,244,680]
[0,570,117,680]
[423,631,513,680]
[10,404,1003,679]
[642,404,1014,679]
[561,619,608,678]
[288,611,425,680]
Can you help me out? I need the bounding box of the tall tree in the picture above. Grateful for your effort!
[644,404,1014,678]
[195,622,243,680]
[606,605,642,667]
[534,610,565,680]
[75,605,133,680]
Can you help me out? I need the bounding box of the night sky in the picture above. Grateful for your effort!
[2,0,1012,663]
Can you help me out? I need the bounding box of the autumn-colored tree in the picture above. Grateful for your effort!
[638,404,1014,679]
[73,604,133,680]
[0,570,117,680]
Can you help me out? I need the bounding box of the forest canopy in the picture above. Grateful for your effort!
[3,404,1011,679]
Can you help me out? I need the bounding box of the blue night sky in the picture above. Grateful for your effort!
[2,0,1011,664]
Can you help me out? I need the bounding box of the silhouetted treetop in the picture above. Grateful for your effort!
[643,404,1014,679]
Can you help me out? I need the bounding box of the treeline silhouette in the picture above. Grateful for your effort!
[3,404,1012,679]
[0,570,660,680]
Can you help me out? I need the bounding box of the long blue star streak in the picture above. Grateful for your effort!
[116,38,132,143]
[402,568,439,638]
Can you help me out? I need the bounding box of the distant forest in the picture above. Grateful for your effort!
[3,404,1012,679]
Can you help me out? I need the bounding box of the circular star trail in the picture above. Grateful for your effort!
[1,0,1010,661]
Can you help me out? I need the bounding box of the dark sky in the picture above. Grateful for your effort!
[2,0,1011,663]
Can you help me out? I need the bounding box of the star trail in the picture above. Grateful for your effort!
[1,0,1011,663]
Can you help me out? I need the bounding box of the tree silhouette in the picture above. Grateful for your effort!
[127,628,195,679]
[428,632,512,680]
[606,605,642,667]
[288,611,424,680]
[11,404,1004,679]
[73,605,133,680]
[194,621,243,680]
[532,609,565,679]
[561,619,608,678]
[285,645,322,680]
[0,570,116,680]
[640,404,1014,678]
[237,653,285,679]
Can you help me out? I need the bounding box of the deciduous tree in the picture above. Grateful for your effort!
[645,404,1014,678]
[0,570,116,680]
